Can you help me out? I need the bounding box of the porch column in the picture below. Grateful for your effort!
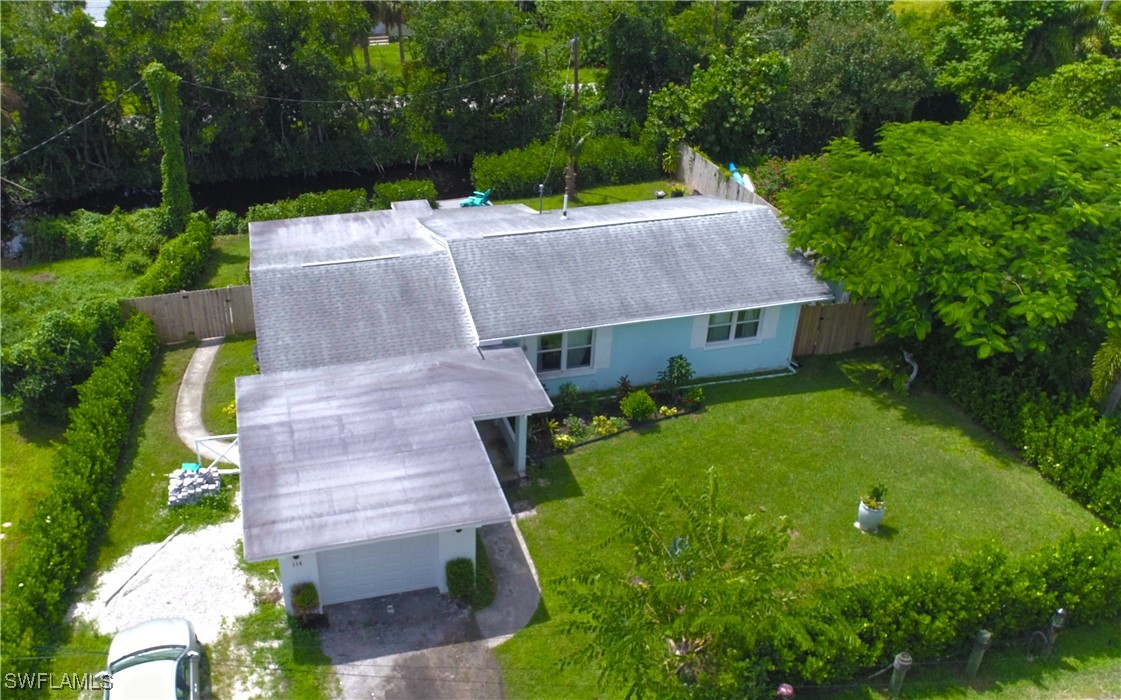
[515,414,528,476]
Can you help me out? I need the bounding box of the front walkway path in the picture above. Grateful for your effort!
[175,338,240,467]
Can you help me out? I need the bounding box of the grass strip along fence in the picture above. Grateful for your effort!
[0,314,159,681]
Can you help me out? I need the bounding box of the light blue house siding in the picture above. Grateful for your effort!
[516,302,804,394]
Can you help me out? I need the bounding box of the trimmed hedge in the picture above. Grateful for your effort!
[446,557,477,605]
[240,189,371,234]
[133,212,214,296]
[470,136,658,199]
[1,299,122,418]
[372,178,437,209]
[0,314,160,675]
[767,528,1121,685]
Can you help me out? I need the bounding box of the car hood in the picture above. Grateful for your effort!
[108,659,179,700]
[108,619,192,663]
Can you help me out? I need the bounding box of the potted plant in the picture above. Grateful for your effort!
[856,483,887,532]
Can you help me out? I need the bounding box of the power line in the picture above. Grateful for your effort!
[1,79,144,168]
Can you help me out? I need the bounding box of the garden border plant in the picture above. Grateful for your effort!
[0,314,160,679]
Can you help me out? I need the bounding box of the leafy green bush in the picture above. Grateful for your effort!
[133,212,214,296]
[0,314,159,675]
[95,207,167,265]
[470,136,657,199]
[372,178,437,209]
[241,189,371,233]
[292,582,320,615]
[769,528,1121,685]
[591,415,625,437]
[656,355,695,400]
[620,389,656,423]
[446,557,476,605]
[553,382,581,415]
[1,299,122,418]
[212,209,240,236]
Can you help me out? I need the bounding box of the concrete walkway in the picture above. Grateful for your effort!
[175,338,240,467]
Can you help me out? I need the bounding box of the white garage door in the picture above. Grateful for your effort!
[317,534,439,606]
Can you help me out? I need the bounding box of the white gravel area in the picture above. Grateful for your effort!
[71,519,256,644]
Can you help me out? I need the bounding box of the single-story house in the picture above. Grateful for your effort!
[237,196,831,612]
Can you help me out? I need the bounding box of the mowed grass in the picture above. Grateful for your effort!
[496,351,1099,698]
[95,343,239,570]
[1,257,141,345]
[496,180,677,210]
[200,234,250,289]
[202,335,258,435]
[0,416,64,570]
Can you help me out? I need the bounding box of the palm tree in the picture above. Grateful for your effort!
[1091,330,1121,416]
[561,114,590,199]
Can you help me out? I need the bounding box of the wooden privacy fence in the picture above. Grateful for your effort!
[122,285,255,344]
[794,302,879,356]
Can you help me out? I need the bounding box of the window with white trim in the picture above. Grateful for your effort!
[706,309,762,344]
[536,330,594,372]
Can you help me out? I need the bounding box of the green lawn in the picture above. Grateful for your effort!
[95,343,239,569]
[496,179,677,210]
[200,234,250,289]
[496,351,1099,698]
[352,41,408,80]
[202,335,258,435]
[1,257,141,346]
[0,416,64,570]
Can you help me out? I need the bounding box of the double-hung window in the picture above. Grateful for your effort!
[706,309,762,344]
[536,330,594,373]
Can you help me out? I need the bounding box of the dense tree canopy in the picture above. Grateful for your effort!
[778,120,1121,359]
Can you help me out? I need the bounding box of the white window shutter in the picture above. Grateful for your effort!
[593,327,612,370]
[690,315,709,349]
[760,306,780,340]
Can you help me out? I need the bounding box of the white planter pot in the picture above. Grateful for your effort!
[856,501,885,532]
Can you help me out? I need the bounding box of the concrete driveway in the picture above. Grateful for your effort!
[320,520,541,699]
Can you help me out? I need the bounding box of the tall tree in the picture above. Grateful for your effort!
[559,470,825,699]
[778,121,1121,359]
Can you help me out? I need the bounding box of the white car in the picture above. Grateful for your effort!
[99,618,201,700]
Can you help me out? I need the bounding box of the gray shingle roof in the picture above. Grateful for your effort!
[237,347,552,561]
[437,202,832,341]
[250,206,477,373]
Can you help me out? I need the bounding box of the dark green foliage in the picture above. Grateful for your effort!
[142,62,191,236]
[371,179,437,210]
[212,209,240,236]
[619,389,656,424]
[291,582,320,615]
[133,212,214,296]
[446,557,477,605]
[1,299,123,418]
[0,314,159,678]
[656,355,694,400]
[470,136,656,199]
[95,207,168,266]
[16,209,104,262]
[769,529,1121,685]
[615,375,634,405]
[553,382,581,416]
[241,189,371,234]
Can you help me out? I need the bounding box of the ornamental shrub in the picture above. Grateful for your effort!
[553,433,577,452]
[372,178,437,209]
[212,209,240,236]
[620,389,656,423]
[133,212,213,296]
[292,582,320,615]
[656,354,695,400]
[1,299,122,417]
[446,558,476,605]
[562,415,590,441]
[553,382,581,416]
[0,314,158,676]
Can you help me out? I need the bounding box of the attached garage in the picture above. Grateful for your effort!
[317,535,439,605]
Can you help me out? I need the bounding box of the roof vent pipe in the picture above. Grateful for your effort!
[561,193,569,220]
[538,183,545,214]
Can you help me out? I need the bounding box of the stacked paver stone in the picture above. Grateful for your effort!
[168,465,222,507]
